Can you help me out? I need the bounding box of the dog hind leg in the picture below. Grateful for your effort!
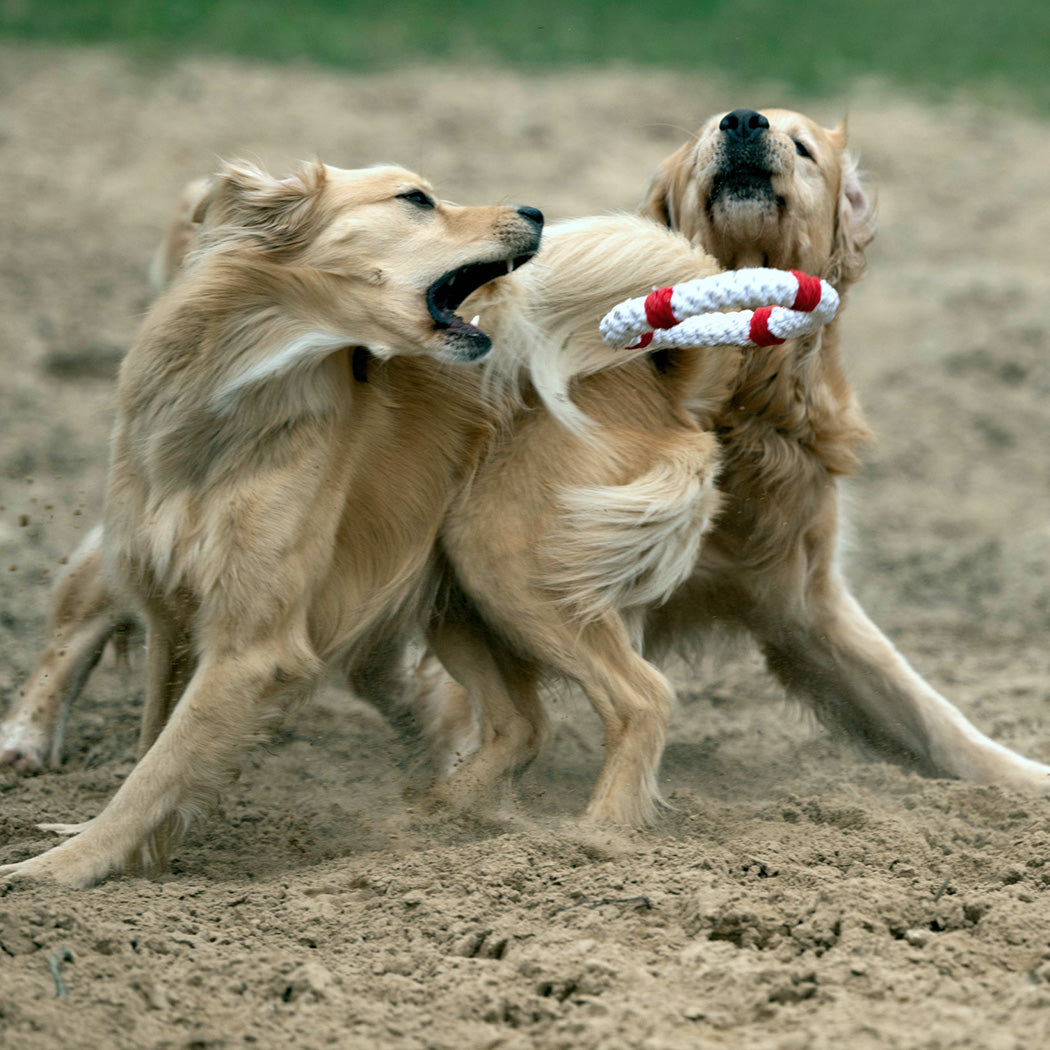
[425,620,545,810]
[0,527,135,771]
[343,635,480,781]
[137,610,196,760]
[566,617,675,827]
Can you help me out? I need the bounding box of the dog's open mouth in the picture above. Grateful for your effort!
[426,254,535,345]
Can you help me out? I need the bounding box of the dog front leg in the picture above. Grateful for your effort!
[756,579,1050,792]
[0,641,319,887]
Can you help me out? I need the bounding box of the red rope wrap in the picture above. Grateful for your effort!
[748,306,785,347]
[644,286,678,330]
[789,270,823,312]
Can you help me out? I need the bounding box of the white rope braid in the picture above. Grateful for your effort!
[599,267,839,351]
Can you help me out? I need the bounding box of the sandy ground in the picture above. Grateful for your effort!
[2,43,1050,1050]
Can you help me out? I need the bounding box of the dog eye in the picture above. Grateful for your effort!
[793,139,813,160]
[397,189,435,210]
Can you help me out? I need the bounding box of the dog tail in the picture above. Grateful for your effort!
[482,214,723,438]
[546,433,722,621]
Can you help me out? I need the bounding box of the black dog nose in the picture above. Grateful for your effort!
[516,205,544,227]
[719,109,770,143]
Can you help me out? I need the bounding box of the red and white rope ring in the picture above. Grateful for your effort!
[599,268,839,351]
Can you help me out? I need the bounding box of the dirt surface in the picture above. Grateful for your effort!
[3,43,1050,1050]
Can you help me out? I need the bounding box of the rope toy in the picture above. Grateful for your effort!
[599,268,839,351]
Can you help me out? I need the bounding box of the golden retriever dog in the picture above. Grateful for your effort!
[416,107,1050,824]
[0,158,545,886]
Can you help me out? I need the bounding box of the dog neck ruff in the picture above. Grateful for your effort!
[599,268,839,351]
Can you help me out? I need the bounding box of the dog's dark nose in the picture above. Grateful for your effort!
[516,205,544,228]
[719,109,770,143]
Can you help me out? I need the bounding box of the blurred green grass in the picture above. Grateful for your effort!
[2,0,1049,110]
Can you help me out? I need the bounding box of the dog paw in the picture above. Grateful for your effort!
[413,791,528,835]
[0,836,115,889]
[0,719,50,773]
[1,857,42,885]
[424,767,492,813]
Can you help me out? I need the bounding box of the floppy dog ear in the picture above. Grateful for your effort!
[639,141,699,239]
[826,123,877,290]
[199,160,328,248]
[148,176,214,290]
[190,178,218,224]
[640,153,677,228]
